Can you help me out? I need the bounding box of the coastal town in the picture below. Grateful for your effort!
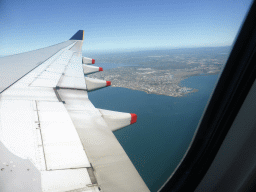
[87,47,228,97]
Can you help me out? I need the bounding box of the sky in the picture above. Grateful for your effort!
[0,0,253,55]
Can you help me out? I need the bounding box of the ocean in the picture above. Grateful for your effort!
[88,64,220,191]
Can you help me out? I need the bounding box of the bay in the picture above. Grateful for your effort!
[88,74,219,192]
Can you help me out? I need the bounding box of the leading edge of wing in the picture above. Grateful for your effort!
[0,42,75,94]
[0,30,83,93]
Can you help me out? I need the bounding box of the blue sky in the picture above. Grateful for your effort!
[0,0,252,55]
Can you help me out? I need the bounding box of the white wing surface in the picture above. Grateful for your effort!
[0,30,149,192]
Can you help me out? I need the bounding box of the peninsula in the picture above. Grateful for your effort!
[87,47,229,97]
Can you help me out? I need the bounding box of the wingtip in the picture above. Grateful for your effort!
[70,30,84,40]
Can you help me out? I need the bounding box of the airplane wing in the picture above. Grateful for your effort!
[0,30,149,192]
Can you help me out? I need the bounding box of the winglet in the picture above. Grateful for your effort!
[70,30,84,40]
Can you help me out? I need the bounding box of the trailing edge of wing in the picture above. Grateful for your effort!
[57,89,149,192]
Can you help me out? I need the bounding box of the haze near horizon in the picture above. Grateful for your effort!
[0,0,252,55]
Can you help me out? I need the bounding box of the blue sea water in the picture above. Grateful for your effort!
[88,74,220,192]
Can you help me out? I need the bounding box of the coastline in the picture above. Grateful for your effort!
[89,69,219,97]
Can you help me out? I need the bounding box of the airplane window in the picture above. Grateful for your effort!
[0,0,253,191]
[85,1,253,191]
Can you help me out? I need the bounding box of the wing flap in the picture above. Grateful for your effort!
[63,54,84,78]
[0,87,58,101]
[30,47,75,88]
[57,89,150,192]
[57,53,87,89]
[58,76,87,89]
[41,168,92,192]
[36,101,91,170]
[0,100,46,170]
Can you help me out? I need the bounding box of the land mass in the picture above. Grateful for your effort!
[87,47,229,97]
